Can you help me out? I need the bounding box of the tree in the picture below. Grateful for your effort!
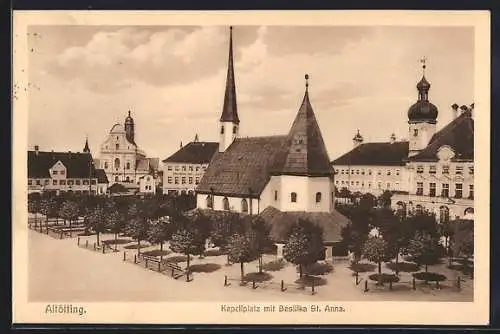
[227,232,258,282]
[406,232,442,272]
[362,236,391,277]
[249,216,272,274]
[169,228,205,274]
[85,206,106,246]
[28,193,41,228]
[405,211,440,239]
[283,219,324,278]
[339,204,373,262]
[126,202,150,254]
[359,193,377,210]
[104,200,125,250]
[377,190,393,208]
[59,201,80,229]
[147,220,175,261]
[40,197,58,233]
[210,212,247,261]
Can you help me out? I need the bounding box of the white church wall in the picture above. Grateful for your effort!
[307,176,334,212]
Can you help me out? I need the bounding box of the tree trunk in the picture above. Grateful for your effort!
[378,261,382,275]
[259,255,263,274]
[299,264,303,278]
[395,247,400,275]
[96,232,100,246]
[137,239,141,255]
[240,262,244,281]
[425,264,428,272]
[187,253,191,271]
[160,242,164,262]
[115,232,118,251]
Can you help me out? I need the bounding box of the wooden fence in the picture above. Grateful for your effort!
[223,275,318,296]
[122,251,191,282]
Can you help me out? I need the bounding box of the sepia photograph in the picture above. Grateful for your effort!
[12,11,490,325]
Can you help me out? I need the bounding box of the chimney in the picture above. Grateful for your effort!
[451,103,459,119]
[34,145,39,156]
[460,105,469,116]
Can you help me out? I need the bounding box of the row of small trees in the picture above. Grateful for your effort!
[28,192,328,281]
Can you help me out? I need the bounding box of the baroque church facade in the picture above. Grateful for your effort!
[97,111,160,187]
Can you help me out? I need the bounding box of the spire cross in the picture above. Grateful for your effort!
[305,74,309,90]
[420,56,427,75]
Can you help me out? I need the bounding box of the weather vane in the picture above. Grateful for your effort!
[420,56,427,74]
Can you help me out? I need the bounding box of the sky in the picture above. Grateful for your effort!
[26,25,474,162]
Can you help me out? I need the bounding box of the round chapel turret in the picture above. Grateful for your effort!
[408,75,438,123]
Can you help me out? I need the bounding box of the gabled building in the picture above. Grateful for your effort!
[195,27,349,259]
[162,134,218,195]
[27,143,105,195]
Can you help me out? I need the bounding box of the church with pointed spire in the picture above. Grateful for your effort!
[195,27,350,259]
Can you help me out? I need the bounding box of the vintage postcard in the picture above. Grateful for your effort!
[12,10,490,325]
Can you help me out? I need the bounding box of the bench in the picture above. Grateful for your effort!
[164,261,186,279]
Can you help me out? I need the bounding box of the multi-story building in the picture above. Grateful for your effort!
[98,111,159,186]
[27,142,108,195]
[162,134,218,195]
[332,132,409,196]
[139,174,157,195]
[331,62,474,221]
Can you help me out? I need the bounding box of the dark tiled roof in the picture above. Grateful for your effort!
[258,206,350,244]
[220,27,239,124]
[410,110,474,162]
[332,141,409,166]
[108,183,129,194]
[277,89,333,177]
[28,150,96,179]
[95,169,108,184]
[148,158,160,170]
[196,136,288,197]
[163,142,219,164]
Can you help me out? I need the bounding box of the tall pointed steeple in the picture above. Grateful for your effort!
[277,74,332,176]
[83,136,91,153]
[219,26,240,153]
[220,26,239,124]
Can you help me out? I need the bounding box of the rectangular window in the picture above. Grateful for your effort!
[361,182,365,187]
[442,166,450,174]
[175,166,180,171]
[335,180,339,185]
[351,170,354,175]
[351,181,354,186]
[395,182,400,189]
[340,169,344,175]
[28,179,32,185]
[341,181,345,185]
[387,170,391,176]
[368,182,372,188]
[356,170,359,175]
[59,180,66,185]
[416,182,423,196]
[356,181,359,186]
[441,183,450,197]
[44,179,49,185]
[75,179,81,185]
[396,169,400,176]
[83,180,89,185]
[67,180,74,185]
[361,169,365,175]
[53,180,57,185]
[174,177,179,184]
[167,165,172,171]
[469,185,474,199]
[60,170,65,175]
[429,183,436,197]
[202,166,207,171]
[182,166,186,171]
[377,182,382,189]
[469,166,474,175]
[377,170,381,175]
[429,165,436,174]
[168,177,173,184]
[195,177,199,185]
[386,182,391,189]
[181,177,186,184]
[274,191,278,201]
[455,166,463,175]
[455,183,463,198]
[416,165,424,174]
[189,166,193,172]
[52,170,58,175]
[91,180,96,185]
[188,177,193,184]
[196,166,200,172]
[368,170,372,175]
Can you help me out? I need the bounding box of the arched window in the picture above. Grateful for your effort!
[220,126,224,134]
[104,162,108,169]
[126,162,130,170]
[315,192,322,203]
[116,143,119,150]
[114,176,119,182]
[439,206,450,223]
[114,158,120,169]
[241,199,248,213]
[126,176,130,182]
[291,192,297,203]
[206,195,213,209]
[413,129,418,137]
[233,126,237,134]
[223,197,230,211]
[464,207,474,215]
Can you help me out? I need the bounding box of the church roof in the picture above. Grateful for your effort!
[28,150,96,179]
[136,158,150,172]
[220,26,239,124]
[258,206,350,244]
[196,136,288,197]
[147,157,160,170]
[95,168,108,184]
[409,110,474,162]
[110,123,125,134]
[162,142,219,164]
[277,77,333,177]
[332,141,409,166]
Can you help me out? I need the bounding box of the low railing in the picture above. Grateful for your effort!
[223,275,318,296]
[77,238,119,254]
[122,251,191,281]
